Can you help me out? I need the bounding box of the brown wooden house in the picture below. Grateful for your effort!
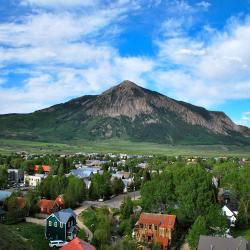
[134,213,176,250]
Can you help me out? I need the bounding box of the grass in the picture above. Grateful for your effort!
[1,138,250,156]
[232,228,250,241]
[0,222,49,250]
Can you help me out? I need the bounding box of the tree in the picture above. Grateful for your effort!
[89,172,112,200]
[186,216,208,250]
[64,176,86,208]
[206,205,228,236]
[120,196,133,220]
[237,199,249,229]
[112,177,124,195]
[0,165,8,189]
[174,165,213,221]
[141,171,174,212]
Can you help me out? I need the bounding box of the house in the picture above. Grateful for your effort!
[70,167,103,180]
[198,235,250,250]
[45,208,78,242]
[7,169,24,184]
[134,212,176,250]
[0,208,6,222]
[222,204,238,227]
[24,174,45,187]
[38,195,64,214]
[34,165,50,174]
[0,191,12,207]
[59,237,96,250]
[38,199,60,215]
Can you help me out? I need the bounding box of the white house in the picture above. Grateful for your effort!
[24,174,45,187]
[222,205,238,227]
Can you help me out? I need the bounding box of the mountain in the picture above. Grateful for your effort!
[0,80,250,145]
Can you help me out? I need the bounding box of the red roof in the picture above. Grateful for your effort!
[156,235,169,248]
[55,195,64,207]
[60,237,96,250]
[38,199,56,210]
[138,213,176,230]
[34,165,50,172]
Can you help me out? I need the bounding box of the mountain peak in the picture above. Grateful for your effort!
[101,80,142,96]
[118,80,138,88]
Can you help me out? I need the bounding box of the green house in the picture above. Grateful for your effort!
[45,208,77,242]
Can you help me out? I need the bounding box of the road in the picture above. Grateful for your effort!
[74,191,141,241]
[25,191,141,242]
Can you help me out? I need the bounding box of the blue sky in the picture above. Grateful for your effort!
[0,0,250,127]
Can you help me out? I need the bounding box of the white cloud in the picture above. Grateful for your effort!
[196,1,211,10]
[237,112,250,126]
[21,0,99,8]
[152,16,250,108]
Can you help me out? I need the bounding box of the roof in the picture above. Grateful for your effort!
[34,165,50,172]
[53,208,76,224]
[16,197,26,209]
[60,237,96,250]
[0,191,12,202]
[38,199,56,210]
[198,236,250,250]
[55,195,64,206]
[138,213,176,230]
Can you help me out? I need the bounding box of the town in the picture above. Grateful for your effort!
[0,152,249,250]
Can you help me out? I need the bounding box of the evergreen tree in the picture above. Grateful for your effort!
[186,216,208,250]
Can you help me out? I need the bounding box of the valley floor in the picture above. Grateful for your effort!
[0,138,250,156]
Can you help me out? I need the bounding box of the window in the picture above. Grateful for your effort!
[60,223,63,228]
[149,225,152,229]
[155,225,158,230]
[140,224,143,228]
[54,222,57,227]
[49,221,52,226]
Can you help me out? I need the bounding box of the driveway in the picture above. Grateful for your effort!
[74,191,141,241]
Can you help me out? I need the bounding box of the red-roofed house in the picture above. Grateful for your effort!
[55,195,64,208]
[34,165,50,173]
[60,237,96,250]
[38,199,60,214]
[134,213,176,250]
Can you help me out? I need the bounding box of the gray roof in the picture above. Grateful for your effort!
[53,208,76,224]
[198,236,250,250]
[0,191,12,202]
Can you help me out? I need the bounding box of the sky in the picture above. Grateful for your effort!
[0,0,250,127]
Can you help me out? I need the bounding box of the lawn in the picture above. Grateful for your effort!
[0,222,49,250]
[1,138,250,156]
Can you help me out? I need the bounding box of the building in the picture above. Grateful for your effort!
[0,191,12,207]
[38,199,60,215]
[24,174,45,187]
[38,195,64,214]
[0,208,6,222]
[60,237,96,250]
[198,235,250,250]
[34,165,50,174]
[7,169,24,184]
[45,208,78,242]
[134,213,176,250]
[222,204,238,227]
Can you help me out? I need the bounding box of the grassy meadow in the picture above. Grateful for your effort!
[0,138,250,156]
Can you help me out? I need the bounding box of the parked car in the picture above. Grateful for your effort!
[49,240,68,248]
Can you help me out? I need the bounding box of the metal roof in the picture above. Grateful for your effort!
[53,208,76,224]
[198,236,250,250]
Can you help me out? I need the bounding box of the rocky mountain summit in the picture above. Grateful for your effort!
[0,80,249,144]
